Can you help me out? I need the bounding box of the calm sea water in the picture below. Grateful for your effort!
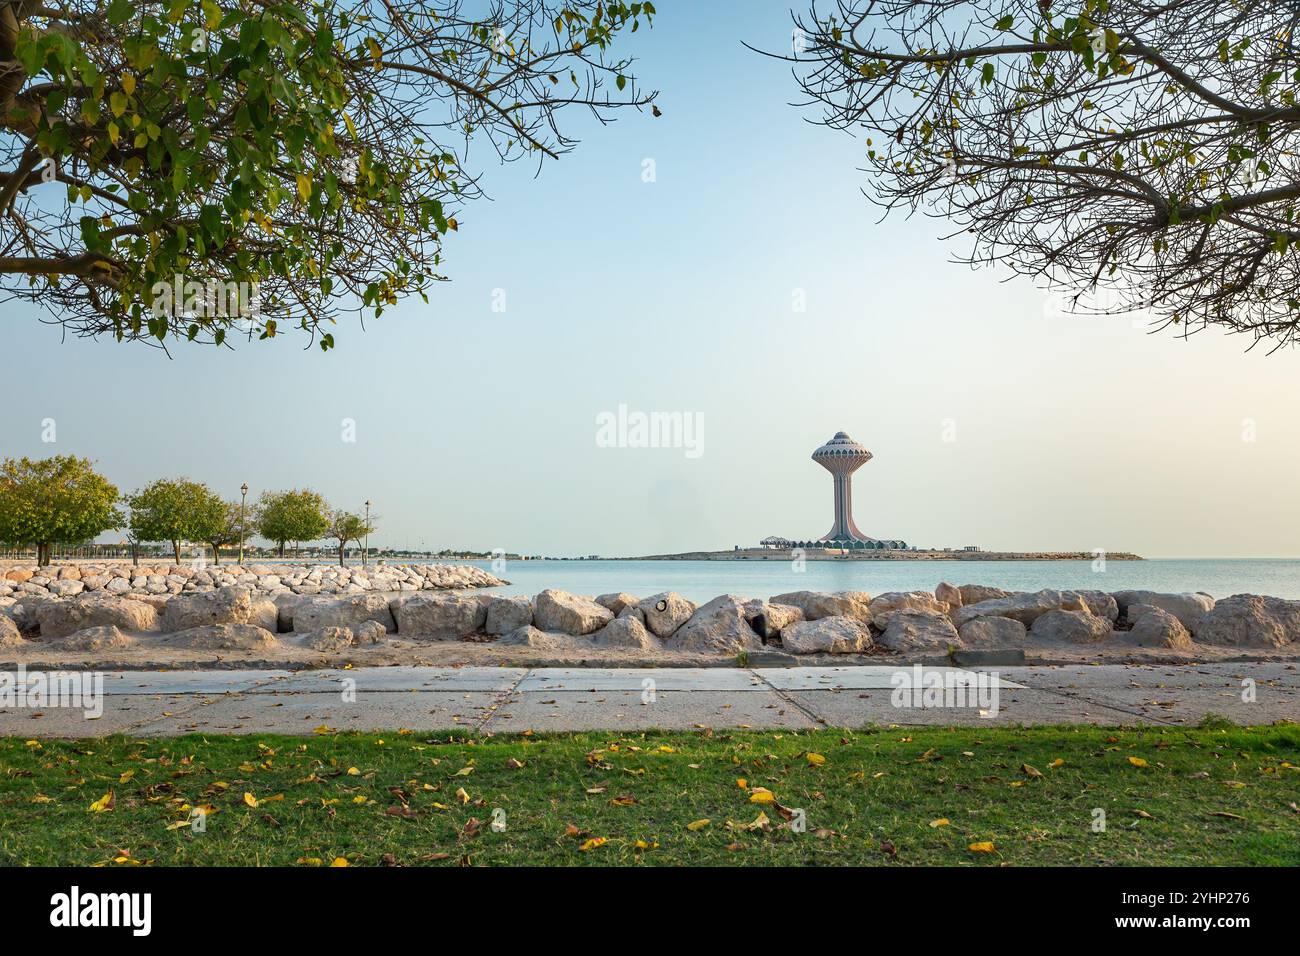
[463,559,1300,603]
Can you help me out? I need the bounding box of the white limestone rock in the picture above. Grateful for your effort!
[534,589,613,636]
[638,592,696,638]
[393,594,486,640]
[1127,604,1192,649]
[292,593,396,634]
[161,586,254,632]
[36,596,159,640]
[49,625,134,652]
[161,624,280,650]
[958,616,1027,647]
[1112,590,1214,632]
[780,616,872,654]
[1029,609,1112,644]
[591,616,659,650]
[485,595,533,635]
[1196,594,1300,648]
[665,595,763,654]
[868,591,951,628]
[768,590,872,622]
[878,609,961,652]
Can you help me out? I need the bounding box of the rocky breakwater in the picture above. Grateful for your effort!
[0,562,506,600]
[3,578,1297,662]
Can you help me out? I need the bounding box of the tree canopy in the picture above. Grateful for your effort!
[256,487,330,554]
[126,476,226,563]
[0,0,656,350]
[775,0,1300,349]
[325,508,373,565]
[0,455,121,564]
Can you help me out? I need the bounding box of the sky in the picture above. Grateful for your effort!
[3,1,1300,559]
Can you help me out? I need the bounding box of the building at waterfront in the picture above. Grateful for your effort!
[761,431,908,550]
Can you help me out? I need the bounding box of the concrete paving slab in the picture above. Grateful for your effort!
[514,668,767,693]
[760,665,1024,691]
[788,687,1160,727]
[91,670,291,696]
[0,693,211,737]
[269,666,527,694]
[128,690,505,736]
[1000,662,1300,690]
[482,689,818,732]
[1053,686,1300,725]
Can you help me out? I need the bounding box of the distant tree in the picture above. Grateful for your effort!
[205,501,252,566]
[774,0,1300,348]
[0,456,122,565]
[256,489,330,557]
[325,510,374,566]
[0,0,657,350]
[127,477,225,564]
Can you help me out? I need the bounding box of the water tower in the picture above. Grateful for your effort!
[811,431,874,543]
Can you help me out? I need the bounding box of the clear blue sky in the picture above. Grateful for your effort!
[4,2,1299,558]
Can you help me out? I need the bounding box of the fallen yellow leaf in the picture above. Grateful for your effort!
[1128,756,1149,768]
[968,841,996,853]
[578,837,607,852]
[88,791,114,813]
[930,818,950,828]
[686,818,711,831]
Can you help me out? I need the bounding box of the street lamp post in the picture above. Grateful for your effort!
[363,500,371,567]
[239,483,249,565]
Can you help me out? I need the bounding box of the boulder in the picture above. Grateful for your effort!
[3,569,33,583]
[665,595,763,654]
[393,594,486,640]
[1127,604,1192,649]
[595,592,641,616]
[958,616,1027,647]
[953,589,1089,628]
[49,625,134,652]
[47,579,85,598]
[534,590,613,636]
[36,596,159,640]
[273,593,309,633]
[743,601,804,640]
[769,590,872,622]
[591,616,659,650]
[161,586,254,632]
[355,620,388,645]
[638,592,696,637]
[878,610,961,652]
[498,626,581,650]
[958,584,1010,606]
[1029,609,1112,644]
[1113,590,1215,632]
[616,604,646,624]
[935,582,962,609]
[292,593,396,634]
[868,591,950,628]
[485,595,533,635]
[780,616,872,654]
[1071,590,1119,623]
[1196,594,1300,648]
[304,626,355,652]
[0,615,25,647]
[249,598,279,634]
[161,624,280,650]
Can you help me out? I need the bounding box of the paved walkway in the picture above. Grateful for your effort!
[2,663,1296,737]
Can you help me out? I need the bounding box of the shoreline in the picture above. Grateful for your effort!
[627,549,1145,561]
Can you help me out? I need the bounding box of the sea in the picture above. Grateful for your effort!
[460,558,1300,603]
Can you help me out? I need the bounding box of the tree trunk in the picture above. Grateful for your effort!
[131,542,139,566]
[212,544,220,566]
[172,540,181,565]
[278,541,285,558]
[338,543,346,566]
[38,541,51,566]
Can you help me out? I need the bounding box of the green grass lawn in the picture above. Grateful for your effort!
[1,722,1297,866]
